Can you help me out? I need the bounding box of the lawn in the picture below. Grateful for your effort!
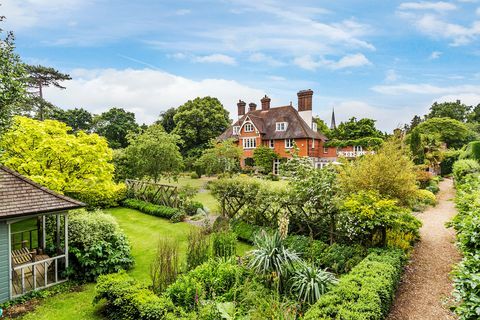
[18,207,251,320]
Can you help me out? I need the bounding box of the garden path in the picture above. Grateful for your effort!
[387,178,461,320]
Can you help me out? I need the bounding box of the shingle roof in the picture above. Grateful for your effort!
[219,105,326,141]
[0,165,85,219]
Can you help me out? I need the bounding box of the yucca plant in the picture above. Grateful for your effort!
[247,230,299,277]
[290,262,337,305]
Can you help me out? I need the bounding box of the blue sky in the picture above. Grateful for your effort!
[3,0,480,131]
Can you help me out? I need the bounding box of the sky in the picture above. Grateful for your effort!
[3,0,480,131]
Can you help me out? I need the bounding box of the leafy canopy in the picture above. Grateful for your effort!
[195,138,242,176]
[329,117,383,140]
[427,100,471,122]
[0,116,124,207]
[253,145,278,174]
[414,117,476,149]
[173,96,230,157]
[94,107,140,149]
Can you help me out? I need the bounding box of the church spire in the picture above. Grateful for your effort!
[330,108,337,130]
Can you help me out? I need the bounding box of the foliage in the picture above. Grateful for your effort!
[122,198,180,219]
[68,210,134,281]
[313,116,331,135]
[94,107,140,149]
[441,149,461,176]
[0,19,27,132]
[289,262,337,305]
[453,159,480,183]
[230,219,274,243]
[172,96,230,157]
[328,117,383,140]
[315,244,368,274]
[427,100,471,122]
[157,107,177,133]
[0,116,125,207]
[186,228,210,271]
[338,137,419,206]
[150,238,180,295]
[414,117,476,149]
[212,230,237,259]
[303,249,406,320]
[253,145,279,174]
[324,136,384,148]
[94,271,191,320]
[247,231,300,278]
[409,128,425,164]
[125,124,183,182]
[195,139,242,176]
[50,107,94,132]
[460,141,480,161]
[338,191,421,247]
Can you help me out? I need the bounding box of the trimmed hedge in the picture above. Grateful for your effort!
[230,220,274,243]
[303,249,406,320]
[122,198,180,219]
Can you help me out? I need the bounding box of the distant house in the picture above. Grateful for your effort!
[218,89,371,173]
[0,165,84,302]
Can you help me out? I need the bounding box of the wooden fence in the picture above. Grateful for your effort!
[125,179,179,208]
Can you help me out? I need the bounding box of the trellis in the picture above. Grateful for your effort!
[125,179,179,208]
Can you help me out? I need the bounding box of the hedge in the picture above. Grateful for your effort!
[453,160,480,183]
[303,249,406,320]
[230,220,274,243]
[122,198,180,219]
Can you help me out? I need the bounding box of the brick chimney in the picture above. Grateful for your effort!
[237,100,246,118]
[249,102,257,112]
[297,89,314,129]
[261,95,271,111]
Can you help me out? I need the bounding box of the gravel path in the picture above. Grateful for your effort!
[388,178,461,320]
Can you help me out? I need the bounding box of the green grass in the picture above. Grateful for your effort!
[10,218,39,250]
[18,207,251,320]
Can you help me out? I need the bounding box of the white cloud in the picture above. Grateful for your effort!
[371,82,480,96]
[248,53,285,67]
[43,68,264,124]
[193,54,237,65]
[294,53,371,71]
[385,69,399,82]
[429,51,442,59]
[398,2,457,12]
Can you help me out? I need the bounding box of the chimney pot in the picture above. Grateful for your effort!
[297,89,313,112]
[237,100,246,117]
[248,102,257,112]
[260,95,271,111]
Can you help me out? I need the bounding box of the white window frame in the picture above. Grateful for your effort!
[312,122,318,131]
[276,122,288,131]
[269,139,275,148]
[273,159,280,175]
[233,126,240,135]
[323,146,328,154]
[285,138,294,149]
[244,123,254,132]
[354,145,363,152]
[243,137,257,149]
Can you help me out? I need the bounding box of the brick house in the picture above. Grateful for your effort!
[218,89,370,173]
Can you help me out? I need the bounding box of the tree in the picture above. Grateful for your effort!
[408,128,424,165]
[427,100,471,122]
[94,107,140,148]
[51,107,94,132]
[125,124,183,182]
[414,117,476,149]
[329,117,383,140]
[195,139,242,175]
[468,104,480,123]
[0,116,124,207]
[157,107,177,133]
[0,16,27,132]
[405,115,423,133]
[338,138,419,206]
[24,65,71,121]
[253,145,278,174]
[173,97,230,157]
[313,116,330,135]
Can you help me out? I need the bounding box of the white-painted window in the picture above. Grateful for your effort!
[243,137,257,149]
[273,159,280,175]
[285,138,294,149]
[354,145,363,152]
[323,146,328,154]
[312,122,318,131]
[269,139,275,148]
[244,123,254,132]
[233,126,240,135]
[276,122,288,131]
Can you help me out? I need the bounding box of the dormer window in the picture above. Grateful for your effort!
[244,123,254,132]
[312,122,318,131]
[233,126,240,135]
[276,122,288,131]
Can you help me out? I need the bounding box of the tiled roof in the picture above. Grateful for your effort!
[0,165,85,219]
[219,105,326,141]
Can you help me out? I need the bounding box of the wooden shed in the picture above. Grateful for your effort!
[0,165,84,302]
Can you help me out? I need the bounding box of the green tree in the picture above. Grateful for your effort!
[51,107,93,132]
[253,145,278,174]
[173,97,230,157]
[0,116,124,207]
[195,139,242,175]
[125,124,183,182]
[427,100,471,122]
[0,17,27,131]
[313,116,330,135]
[468,104,480,123]
[405,115,423,133]
[329,117,383,140]
[157,107,177,133]
[408,128,424,165]
[415,117,476,149]
[94,107,140,148]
